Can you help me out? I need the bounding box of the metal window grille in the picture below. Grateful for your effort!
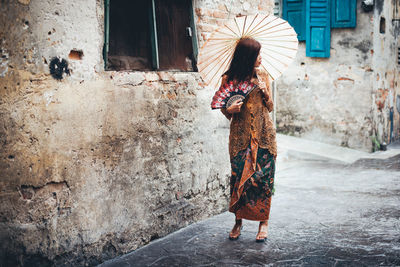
[274,0,282,17]
[394,0,400,21]
[398,47,400,65]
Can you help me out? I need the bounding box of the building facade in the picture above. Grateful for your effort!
[0,0,273,266]
[275,0,400,151]
[0,0,398,266]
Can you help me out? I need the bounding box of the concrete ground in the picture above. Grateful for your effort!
[100,135,400,267]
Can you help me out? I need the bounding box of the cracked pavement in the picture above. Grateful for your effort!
[100,147,400,267]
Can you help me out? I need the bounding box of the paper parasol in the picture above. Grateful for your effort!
[198,13,298,89]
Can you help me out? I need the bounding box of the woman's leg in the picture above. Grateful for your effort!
[256,220,268,242]
[229,217,243,240]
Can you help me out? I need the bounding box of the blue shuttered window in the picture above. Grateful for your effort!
[282,0,306,41]
[331,0,357,28]
[306,0,330,58]
[281,0,357,57]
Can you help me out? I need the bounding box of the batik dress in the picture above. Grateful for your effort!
[220,70,277,221]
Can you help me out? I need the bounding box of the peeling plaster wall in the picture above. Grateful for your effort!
[0,72,230,266]
[0,0,274,266]
[276,2,376,151]
[371,0,400,146]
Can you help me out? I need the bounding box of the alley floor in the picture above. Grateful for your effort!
[100,139,400,267]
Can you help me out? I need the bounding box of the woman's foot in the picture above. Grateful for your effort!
[229,219,242,240]
[256,221,268,242]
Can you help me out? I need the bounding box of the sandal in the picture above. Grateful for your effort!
[229,223,243,240]
[256,221,268,242]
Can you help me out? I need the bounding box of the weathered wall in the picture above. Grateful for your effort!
[0,72,231,266]
[371,0,400,148]
[195,0,274,47]
[0,0,274,266]
[275,1,399,152]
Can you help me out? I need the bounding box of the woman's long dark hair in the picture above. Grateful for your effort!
[224,37,261,82]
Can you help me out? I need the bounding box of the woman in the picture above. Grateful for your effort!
[218,38,277,242]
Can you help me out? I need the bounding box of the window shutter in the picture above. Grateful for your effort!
[149,0,159,69]
[103,0,110,69]
[189,0,199,65]
[306,0,331,58]
[282,0,306,41]
[331,0,356,28]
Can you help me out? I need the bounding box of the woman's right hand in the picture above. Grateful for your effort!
[226,99,243,114]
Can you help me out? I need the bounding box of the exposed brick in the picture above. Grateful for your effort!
[199,16,220,27]
[258,0,273,11]
[197,8,213,17]
[201,32,211,42]
[212,10,228,19]
[215,19,225,26]
[218,4,227,11]
[258,4,267,11]
[158,72,176,82]
[195,8,203,17]
[205,8,214,17]
[197,23,217,33]
[338,77,355,82]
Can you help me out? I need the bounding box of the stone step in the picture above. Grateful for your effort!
[276,134,400,164]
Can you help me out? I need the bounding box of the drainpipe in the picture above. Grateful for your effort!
[390,107,394,143]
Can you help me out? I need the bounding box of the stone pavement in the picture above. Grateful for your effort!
[100,138,400,267]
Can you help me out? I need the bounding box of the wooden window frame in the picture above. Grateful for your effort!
[103,0,199,71]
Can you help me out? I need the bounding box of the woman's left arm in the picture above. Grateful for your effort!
[219,75,233,120]
[255,69,274,112]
